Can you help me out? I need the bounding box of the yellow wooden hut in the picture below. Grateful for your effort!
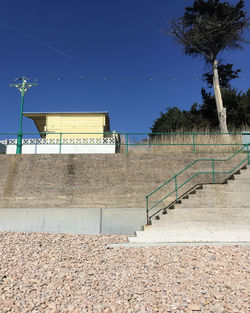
[23,112,111,139]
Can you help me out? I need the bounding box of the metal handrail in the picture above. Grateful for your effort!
[1,131,247,135]
[0,131,247,135]
[0,131,249,156]
[0,131,248,147]
[146,143,250,224]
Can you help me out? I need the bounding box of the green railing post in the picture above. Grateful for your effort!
[212,159,215,183]
[247,145,250,165]
[146,196,149,224]
[59,133,62,154]
[16,91,25,154]
[175,176,178,201]
[192,133,196,153]
[125,133,129,154]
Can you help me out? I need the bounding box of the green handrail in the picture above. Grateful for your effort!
[0,131,249,156]
[146,143,250,224]
[0,131,247,136]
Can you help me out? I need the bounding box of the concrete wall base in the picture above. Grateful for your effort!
[0,208,146,235]
[6,144,116,154]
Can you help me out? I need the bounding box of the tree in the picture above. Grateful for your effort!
[150,88,250,133]
[170,0,249,133]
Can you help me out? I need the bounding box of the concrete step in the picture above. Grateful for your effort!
[129,207,250,242]
[178,191,250,206]
[234,170,250,180]
[129,228,250,243]
[228,176,250,182]
[186,187,249,197]
[226,178,250,185]
[233,168,250,177]
[202,183,250,192]
[151,207,250,225]
[178,200,250,208]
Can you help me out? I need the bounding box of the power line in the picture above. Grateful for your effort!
[0,75,250,82]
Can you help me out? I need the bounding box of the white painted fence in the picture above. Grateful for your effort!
[3,137,117,154]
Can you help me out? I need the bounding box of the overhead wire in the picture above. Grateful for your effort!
[0,75,249,82]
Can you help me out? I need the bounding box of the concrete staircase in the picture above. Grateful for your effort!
[129,165,250,243]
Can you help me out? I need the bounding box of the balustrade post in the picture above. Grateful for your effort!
[175,176,178,201]
[146,196,150,225]
[212,159,215,183]
[59,133,62,154]
[125,133,129,154]
[192,133,196,153]
[247,145,250,165]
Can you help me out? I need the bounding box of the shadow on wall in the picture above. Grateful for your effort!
[0,143,6,154]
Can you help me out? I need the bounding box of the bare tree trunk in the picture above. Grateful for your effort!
[213,59,229,133]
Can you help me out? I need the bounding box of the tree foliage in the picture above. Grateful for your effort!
[151,107,206,133]
[172,0,249,62]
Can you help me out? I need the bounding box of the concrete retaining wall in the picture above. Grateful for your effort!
[6,144,116,154]
[0,153,246,209]
[0,208,146,235]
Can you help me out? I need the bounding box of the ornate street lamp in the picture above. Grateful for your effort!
[10,77,37,154]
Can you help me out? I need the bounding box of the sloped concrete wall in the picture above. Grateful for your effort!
[0,208,146,235]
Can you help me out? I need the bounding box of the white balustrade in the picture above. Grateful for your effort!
[4,136,118,154]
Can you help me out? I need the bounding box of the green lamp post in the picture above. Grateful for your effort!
[10,77,37,154]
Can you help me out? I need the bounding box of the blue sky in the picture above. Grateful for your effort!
[0,0,250,134]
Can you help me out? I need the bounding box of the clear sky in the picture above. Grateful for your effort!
[0,0,250,134]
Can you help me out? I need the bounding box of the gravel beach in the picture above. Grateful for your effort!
[0,232,249,313]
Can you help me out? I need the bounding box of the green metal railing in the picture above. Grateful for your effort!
[120,132,248,154]
[0,131,249,154]
[146,142,250,224]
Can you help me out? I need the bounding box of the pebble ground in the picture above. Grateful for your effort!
[0,232,249,313]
